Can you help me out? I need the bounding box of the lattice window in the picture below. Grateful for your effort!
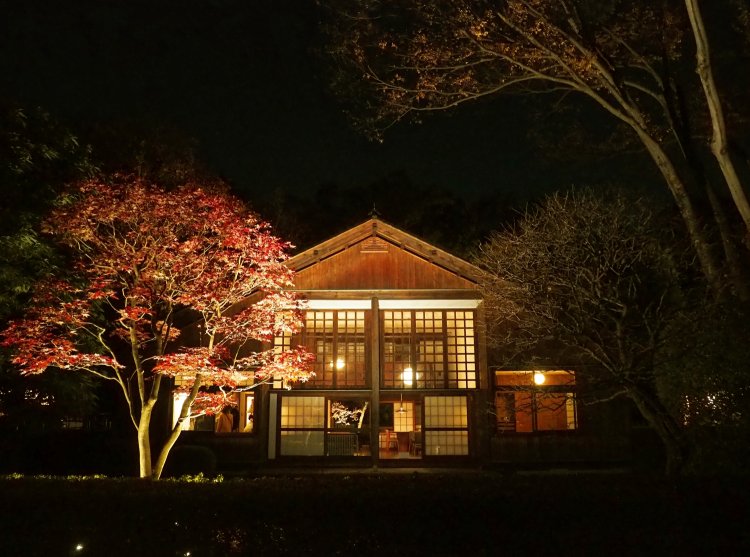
[423,395,469,455]
[382,310,477,390]
[393,401,415,433]
[295,310,367,389]
[273,332,291,389]
[383,310,412,388]
[446,311,476,389]
[305,311,335,387]
[336,311,367,387]
[415,311,445,388]
[425,431,469,456]
[279,396,325,456]
[175,371,260,388]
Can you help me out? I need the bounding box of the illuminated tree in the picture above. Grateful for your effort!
[1,176,314,479]
[475,190,694,474]
[321,0,750,294]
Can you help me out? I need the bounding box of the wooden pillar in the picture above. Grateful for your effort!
[258,383,271,461]
[475,301,491,462]
[370,297,380,468]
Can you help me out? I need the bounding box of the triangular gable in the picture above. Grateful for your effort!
[287,218,482,291]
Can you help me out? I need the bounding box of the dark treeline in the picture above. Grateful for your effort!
[255,173,528,258]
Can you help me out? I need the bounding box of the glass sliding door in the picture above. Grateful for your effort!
[378,397,423,460]
[423,395,469,456]
[279,396,325,456]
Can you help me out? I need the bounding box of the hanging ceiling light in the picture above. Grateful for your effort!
[396,393,407,413]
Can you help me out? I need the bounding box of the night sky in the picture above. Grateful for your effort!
[2,0,663,210]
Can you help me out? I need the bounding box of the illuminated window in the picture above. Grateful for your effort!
[279,396,325,456]
[423,395,469,455]
[393,401,415,432]
[382,311,415,387]
[239,391,255,433]
[329,399,369,429]
[172,373,256,433]
[416,311,445,388]
[292,310,367,389]
[445,311,476,389]
[495,371,577,433]
[279,396,369,457]
[382,310,477,389]
[273,331,291,389]
[327,398,369,456]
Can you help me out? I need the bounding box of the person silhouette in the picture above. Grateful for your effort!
[214,405,233,433]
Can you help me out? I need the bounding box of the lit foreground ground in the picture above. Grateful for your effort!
[1,471,748,556]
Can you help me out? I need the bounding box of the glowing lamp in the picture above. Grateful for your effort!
[335,359,345,370]
[533,371,546,385]
[402,367,414,386]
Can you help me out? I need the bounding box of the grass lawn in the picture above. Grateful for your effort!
[1,472,748,556]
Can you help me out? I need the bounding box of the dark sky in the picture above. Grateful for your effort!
[1,0,660,205]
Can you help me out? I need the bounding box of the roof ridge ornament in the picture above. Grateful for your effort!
[369,204,381,220]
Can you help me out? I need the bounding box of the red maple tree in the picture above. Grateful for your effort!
[1,175,314,479]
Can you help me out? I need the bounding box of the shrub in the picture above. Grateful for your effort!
[162,445,217,478]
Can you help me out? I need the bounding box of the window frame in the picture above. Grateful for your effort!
[494,371,577,434]
[278,394,371,457]
[423,395,471,456]
[381,309,478,390]
[172,375,258,434]
[292,310,370,390]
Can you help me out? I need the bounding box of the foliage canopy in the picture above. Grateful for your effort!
[475,190,696,473]
[321,0,750,294]
[1,176,314,478]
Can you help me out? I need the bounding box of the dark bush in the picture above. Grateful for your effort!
[162,445,217,477]
[1,475,749,556]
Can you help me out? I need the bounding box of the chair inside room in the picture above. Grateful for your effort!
[409,430,423,456]
[379,430,399,452]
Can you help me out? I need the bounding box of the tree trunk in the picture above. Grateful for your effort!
[627,386,688,476]
[705,182,750,300]
[685,0,750,247]
[136,374,162,479]
[152,375,203,480]
[632,127,722,294]
[137,405,154,479]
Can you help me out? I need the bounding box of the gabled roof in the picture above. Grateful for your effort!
[286,218,482,284]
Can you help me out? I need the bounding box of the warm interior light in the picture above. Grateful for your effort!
[172,392,188,428]
[335,358,345,370]
[396,393,407,413]
[402,367,414,386]
[533,372,546,385]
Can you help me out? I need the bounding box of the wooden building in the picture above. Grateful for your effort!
[171,218,634,471]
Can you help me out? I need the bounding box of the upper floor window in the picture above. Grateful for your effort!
[494,371,576,433]
[296,310,368,389]
[382,310,477,390]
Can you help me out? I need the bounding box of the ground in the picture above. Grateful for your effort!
[1,471,748,556]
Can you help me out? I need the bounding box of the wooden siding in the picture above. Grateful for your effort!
[490,433,631,464]
[293,238,477,290]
